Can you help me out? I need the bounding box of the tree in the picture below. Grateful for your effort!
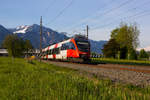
[111,28,119,39]
[102,39,120,58]
[119,46,127,59]
[128,49,137,60]
[3,35,25,57]
[24,40,33,57]
[24,40,33,52]
[139,49,149,60]
[110,23,140,59]
[111,23,140,49]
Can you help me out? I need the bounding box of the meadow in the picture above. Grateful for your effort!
[0,57,150,100]
[92,58,150,66]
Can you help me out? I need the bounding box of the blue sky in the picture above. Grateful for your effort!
[0,0,150,48]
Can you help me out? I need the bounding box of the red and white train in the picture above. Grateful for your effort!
[41,35,90,62]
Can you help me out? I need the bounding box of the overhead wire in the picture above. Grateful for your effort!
[45,0,74,26]
[89,0,150,29]
[63,0,135,36]
[74,0,150,37]
[65,0,136,35]
[42,0,57,17]
[91,9,150,31]
[64,0,119,31]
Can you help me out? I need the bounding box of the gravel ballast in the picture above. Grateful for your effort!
[43,60,150,86]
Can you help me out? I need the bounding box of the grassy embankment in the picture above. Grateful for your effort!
[92,58,150,66]
[0,57,150,100]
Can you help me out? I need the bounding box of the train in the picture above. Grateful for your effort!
[41,35,91,62]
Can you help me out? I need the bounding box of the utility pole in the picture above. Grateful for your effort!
[86,25,90,58]
[40,16,42,62]
[87,25,89,39]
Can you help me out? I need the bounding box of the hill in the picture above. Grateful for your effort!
[0,25,11,47]
[0,24,107,54]
[8,24,68,48]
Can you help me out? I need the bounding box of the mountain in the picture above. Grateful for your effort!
[9,24,68,48]
[5,24,107,54]
[0,25,11,47]
[90,40,107,54]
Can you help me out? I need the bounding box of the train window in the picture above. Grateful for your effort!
[55,48,57,54]
[61,42,75,50]
[69,42,75,50]
[47,50,48,55]
[57,48,60,54]
[49,49,51,54]
[52,48,60,54]
[43,51,45,56]
[61,44,65,50]
[53,48,55,54]
[50,49,52,55]
[48,50,50,55]
[52,49,54,54]
[45,51,47,56]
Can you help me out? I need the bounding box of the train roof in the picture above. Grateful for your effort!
[73,35,87,39]
[42,35,88,51]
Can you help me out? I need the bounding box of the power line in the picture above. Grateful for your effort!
[64,0,119,31]
[91,9,150,31]
[66,0,135,32]
[86,0,135,24]
[42,0,57,17]
[45,0,74,25]
[89,0,150,29]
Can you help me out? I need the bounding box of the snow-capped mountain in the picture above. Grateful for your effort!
[0,24,107,54]
[9,24,68,48]
[13,25,30,34]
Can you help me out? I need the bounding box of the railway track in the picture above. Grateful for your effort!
[42,60,150,86]
[44,60,150,74]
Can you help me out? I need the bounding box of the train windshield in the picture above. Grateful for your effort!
[75,40,90,52]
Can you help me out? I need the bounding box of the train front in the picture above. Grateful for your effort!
[74,35,91,61]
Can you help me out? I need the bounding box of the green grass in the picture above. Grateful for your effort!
[0,57,150,100]
[92,58,150,66]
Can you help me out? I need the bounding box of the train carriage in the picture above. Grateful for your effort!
[41,35,90,62]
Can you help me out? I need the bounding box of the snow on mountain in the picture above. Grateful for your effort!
[13,25,30,34]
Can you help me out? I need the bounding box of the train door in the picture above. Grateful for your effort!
[60,44,67,60]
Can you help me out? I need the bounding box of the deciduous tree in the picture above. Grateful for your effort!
[110,23,140,59]
[102,39,120,58]
[139,49,149,60]
[3,35,25,57]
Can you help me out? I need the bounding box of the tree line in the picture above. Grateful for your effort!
[2,34,33,57]
[102,22,149,60]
